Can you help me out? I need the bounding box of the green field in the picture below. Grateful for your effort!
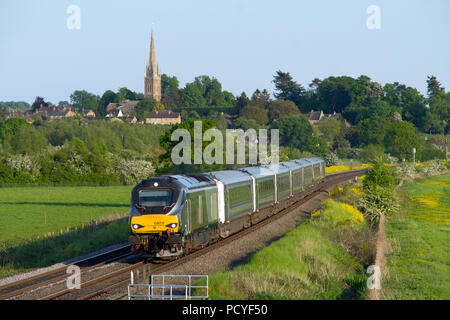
[0,185,132,277]
[382,173,450,299]
[0,185,131,245]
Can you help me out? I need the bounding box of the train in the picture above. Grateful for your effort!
[128,157,326,258]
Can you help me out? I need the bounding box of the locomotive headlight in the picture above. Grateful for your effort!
[132,224,144,230]
[165,223,177,229]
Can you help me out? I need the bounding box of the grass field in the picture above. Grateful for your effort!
[0,185,131,246]
[382,173,450,299]
[0,185,132,277]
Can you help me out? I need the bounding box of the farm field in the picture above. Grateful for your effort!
[382,173,450,299]
[0,185,131,245]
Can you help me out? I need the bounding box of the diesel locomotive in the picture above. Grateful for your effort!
[128,157,325,258]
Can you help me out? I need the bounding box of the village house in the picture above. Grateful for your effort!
[307,110,350,126]
[106,99,139,118]
[145,110,181,125]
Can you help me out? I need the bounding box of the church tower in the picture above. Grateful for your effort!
[144,29,162,102]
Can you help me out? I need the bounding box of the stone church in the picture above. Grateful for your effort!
[144,29,162,102]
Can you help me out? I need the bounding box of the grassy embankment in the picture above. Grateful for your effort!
[0,186,131,278]
[207,180,375,300]
[382,173,450,299]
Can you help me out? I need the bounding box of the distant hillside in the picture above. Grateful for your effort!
[0,101,31,110]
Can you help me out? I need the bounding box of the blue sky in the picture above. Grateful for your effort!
[0,0,449,104]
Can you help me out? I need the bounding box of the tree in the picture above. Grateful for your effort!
[235,92,250,113]
[158,118,222,174]
[161,74,180,94]
[383,121,420,160]
[193,75,224,106]
[31,97,48,112]
[270,115,328,156]
[117,87,136,102]
[234,117,260,131]
[317,118,342,144]
[98,90,118,116]
[161,74,181,108]
[272,70,304,106]
[267,100,299,122]
[181,83,206,108]
[239,105,268,125]
[221,91,235,107]
[70,90,100,113]
[250,89,271,109]
[134,98,158,121]
[423,111,444,134]
[318,76,355,114]
[357,116,389,146]
[427,75,444,98]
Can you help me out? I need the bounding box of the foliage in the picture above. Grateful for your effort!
[357,186,399,225]
[158,118,223,174]
[272,70,304,106]
[383,121,420,161]
[239,105,268,125]
[70,90,100,112]
[312,199,364,229]
[234,117,260,131]
[324,151,341,166]
[0,119,167,186]
[362,162,396,190]
[360,144,384,163]
[267,99,299,122]
[134,98,158,121]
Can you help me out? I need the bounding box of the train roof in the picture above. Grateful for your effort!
[169,174,216,189]
[279,160,303,171]
[208,170,252,185]
[238,166,275,179]
[261,163,291,175]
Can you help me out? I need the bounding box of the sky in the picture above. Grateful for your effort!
[0,0,449,104]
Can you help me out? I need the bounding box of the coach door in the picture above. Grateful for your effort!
[185,199,191,234]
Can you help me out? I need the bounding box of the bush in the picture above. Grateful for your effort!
[324,151,341,166]
[420,146,446,162]
[336,148,362,160]
[312,199,364,230]
[357,186,399,225]
[363,162,396,190]
[360,144,384,163]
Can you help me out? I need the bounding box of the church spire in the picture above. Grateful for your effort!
[144,27,162,102]
[149,28,156,69]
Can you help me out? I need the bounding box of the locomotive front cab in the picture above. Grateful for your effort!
[128,177,186,258]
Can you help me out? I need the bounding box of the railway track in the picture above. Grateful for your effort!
[0,244,132,300]
[0,169,367,300]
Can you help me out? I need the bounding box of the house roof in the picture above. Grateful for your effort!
[308,111,323,121]
[146,110,180,119]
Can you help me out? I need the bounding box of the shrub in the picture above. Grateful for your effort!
[360,144,384,163]
[395,162,416,180]
[324,151,341,166]
[363,162,396,191]
[357,186,399,225]
[312,199,364,229]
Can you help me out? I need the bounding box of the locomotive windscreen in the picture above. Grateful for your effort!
[139,189,173,207]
